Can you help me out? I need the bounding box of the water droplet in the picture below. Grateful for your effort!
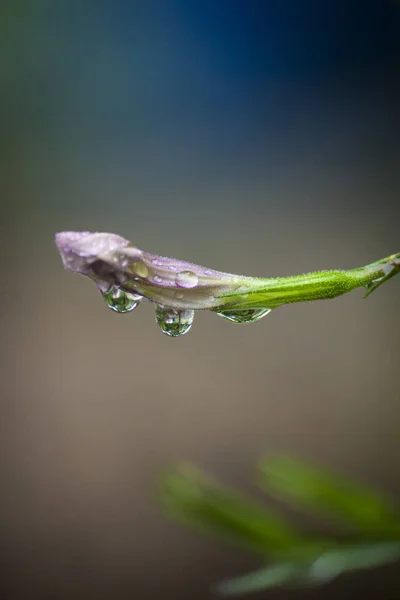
[175,292,184,300]
[102,286,142,313]
[131,262,148,278]
[154,275,163,283]
[364,276,387,294]
[176,271,198,288]
[155,305,194,337]
[216,308,271,324]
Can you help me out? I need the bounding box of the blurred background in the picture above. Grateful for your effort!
[1,1,400,598]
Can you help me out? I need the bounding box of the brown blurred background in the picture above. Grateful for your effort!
[1,1,400,598]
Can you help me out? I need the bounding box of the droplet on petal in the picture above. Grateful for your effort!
[176,271,198,289]
[132,262,149,278]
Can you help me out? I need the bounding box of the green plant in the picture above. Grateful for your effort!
[55,231,400,337]
[55,231,400,594]
[160,457,400,595]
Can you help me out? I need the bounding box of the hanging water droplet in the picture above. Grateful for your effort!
[176,270,198,288]
[102,286,142,313]
[155,305,194,337]
[216,308,271,324]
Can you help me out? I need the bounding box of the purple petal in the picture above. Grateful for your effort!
[55,231,130,272]
[55,230,241,310]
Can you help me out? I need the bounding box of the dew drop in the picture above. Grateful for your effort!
[155,305,194,337]
[176,270,198,288]
[131,262,149,278]
[364,277,386,294]
[216,308,271,324]
[102,286,142,313]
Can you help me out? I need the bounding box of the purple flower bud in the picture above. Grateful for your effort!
[55,231,399,336]
[55,231,238,309]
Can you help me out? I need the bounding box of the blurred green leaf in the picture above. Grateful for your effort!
[306,542,400,582]
[258,456,400,536]
[218,542,400,596]
[160,462,303,555]
[217,563,303,596]
[159,458,400,595]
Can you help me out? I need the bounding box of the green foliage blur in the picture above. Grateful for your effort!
[160,457,400,595]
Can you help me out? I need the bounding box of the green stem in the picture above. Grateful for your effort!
[55,232,399,317]
[215,253,400,311]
